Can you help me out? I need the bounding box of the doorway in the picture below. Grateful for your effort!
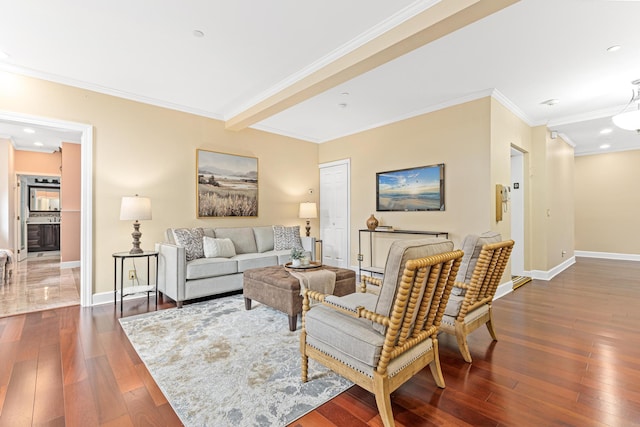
[1,111,93,307]
[510,147,530,289]
[319,159,350,268]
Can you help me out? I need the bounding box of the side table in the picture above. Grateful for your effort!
[112,250,159,315]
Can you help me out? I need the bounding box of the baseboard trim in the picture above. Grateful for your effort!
[60,260,81,269]
[530,256,576,281]
[92,290,154,306]
[494,280,514,301]
[575,250,640,261]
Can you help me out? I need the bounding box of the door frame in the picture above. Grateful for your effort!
[2,110,93,307]
[510,146,525,276]
[319,158,351,269]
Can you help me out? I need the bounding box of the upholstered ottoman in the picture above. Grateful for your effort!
[243,265,356,331]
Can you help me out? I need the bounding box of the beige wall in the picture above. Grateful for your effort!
[530,127,575,271]
[61,142,81,263]
[319,98,493,267]
[575,150,640,254]
[0,70,319,296]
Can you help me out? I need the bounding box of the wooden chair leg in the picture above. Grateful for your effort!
[373,373,395,427]
[300,332,308,382]
[455,322,473,363]
[486,307,498,341]
[428,339,446,388]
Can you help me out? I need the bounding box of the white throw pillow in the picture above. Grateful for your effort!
[203,236,237,258]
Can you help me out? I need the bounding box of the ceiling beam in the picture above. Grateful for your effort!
[225,0,519,131]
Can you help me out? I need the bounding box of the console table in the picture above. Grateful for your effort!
[357,229,448,277]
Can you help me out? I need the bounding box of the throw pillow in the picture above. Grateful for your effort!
[203,237,237,258]
[273,225,303,251]
[171,228,205,261]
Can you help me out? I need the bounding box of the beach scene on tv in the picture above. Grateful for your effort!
[377,165,444,211]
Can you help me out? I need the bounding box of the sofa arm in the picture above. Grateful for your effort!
[155,242,186,305]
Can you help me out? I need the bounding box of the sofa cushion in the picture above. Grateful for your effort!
[214,227,258,254]
[454,231,502,295]
[186,257,238,280]
[203,237,236,258]
[253,226,275,253]
[234,253,279,272]
[273,225,303,251]
[171,228,205,261]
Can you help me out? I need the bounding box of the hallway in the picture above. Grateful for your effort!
[0,253,80,317]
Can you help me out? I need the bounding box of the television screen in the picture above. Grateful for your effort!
[376,163,445,211]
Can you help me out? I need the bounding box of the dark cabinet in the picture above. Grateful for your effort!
[27,223,60,251]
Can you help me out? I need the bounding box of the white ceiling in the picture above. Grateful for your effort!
[1,0,639,156]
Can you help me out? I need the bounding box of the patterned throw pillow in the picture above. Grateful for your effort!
[203,237,237,258]
[171,228,205,261]
[273,225,303,251]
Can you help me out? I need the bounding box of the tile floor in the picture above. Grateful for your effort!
[0,252,80,317]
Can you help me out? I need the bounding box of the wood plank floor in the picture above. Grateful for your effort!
[0,257,639,426]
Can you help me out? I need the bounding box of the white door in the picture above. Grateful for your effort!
[14,176,27,261]
[510,148,525,276]
[319,160,350,268]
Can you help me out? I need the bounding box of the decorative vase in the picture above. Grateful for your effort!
[292,259,301,267]
[366,214,379,231]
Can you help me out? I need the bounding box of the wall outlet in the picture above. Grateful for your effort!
[128,270,137,280]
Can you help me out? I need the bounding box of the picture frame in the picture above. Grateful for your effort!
[376,163,445,211]
[196,149,258,217]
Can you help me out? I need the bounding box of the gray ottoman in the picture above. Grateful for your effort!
[243,265,356,331]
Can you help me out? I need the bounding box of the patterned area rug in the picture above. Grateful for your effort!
[119,294,352,426]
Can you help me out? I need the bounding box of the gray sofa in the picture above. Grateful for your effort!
[156,226,315,307]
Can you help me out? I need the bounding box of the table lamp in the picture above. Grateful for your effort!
[298,202,317,237]
[120,195,152,254]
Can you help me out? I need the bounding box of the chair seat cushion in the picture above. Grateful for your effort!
[324,292,378,314]
[305,304,385,368]
[442,303,489,327]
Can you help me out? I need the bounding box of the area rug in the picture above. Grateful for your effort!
[119,294,352,426]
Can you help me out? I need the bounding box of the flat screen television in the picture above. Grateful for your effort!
[376,163,445,211]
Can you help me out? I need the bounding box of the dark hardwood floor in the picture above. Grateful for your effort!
[1,257,639,426]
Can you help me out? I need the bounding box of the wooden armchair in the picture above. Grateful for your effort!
[300,239,463,427]
[440,233,514,362]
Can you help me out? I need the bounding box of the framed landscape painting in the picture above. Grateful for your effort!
[196,149,258,217]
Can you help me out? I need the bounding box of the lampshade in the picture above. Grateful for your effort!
[298,202,317,219]
[120,196,152,221]
[612,109,640,132]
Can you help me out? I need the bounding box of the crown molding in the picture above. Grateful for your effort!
[490,89,534,126]
[0,63,223,121]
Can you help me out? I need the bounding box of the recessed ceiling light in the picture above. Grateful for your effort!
[541,98,560,106]
[193,30,205,38]
[24,128,35,134]
[600,128,613,135]
[600,144,611,149]
[338,103,348,108]
[340,92,350,96]
[606,45,621,52]
[33,141,43,147]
